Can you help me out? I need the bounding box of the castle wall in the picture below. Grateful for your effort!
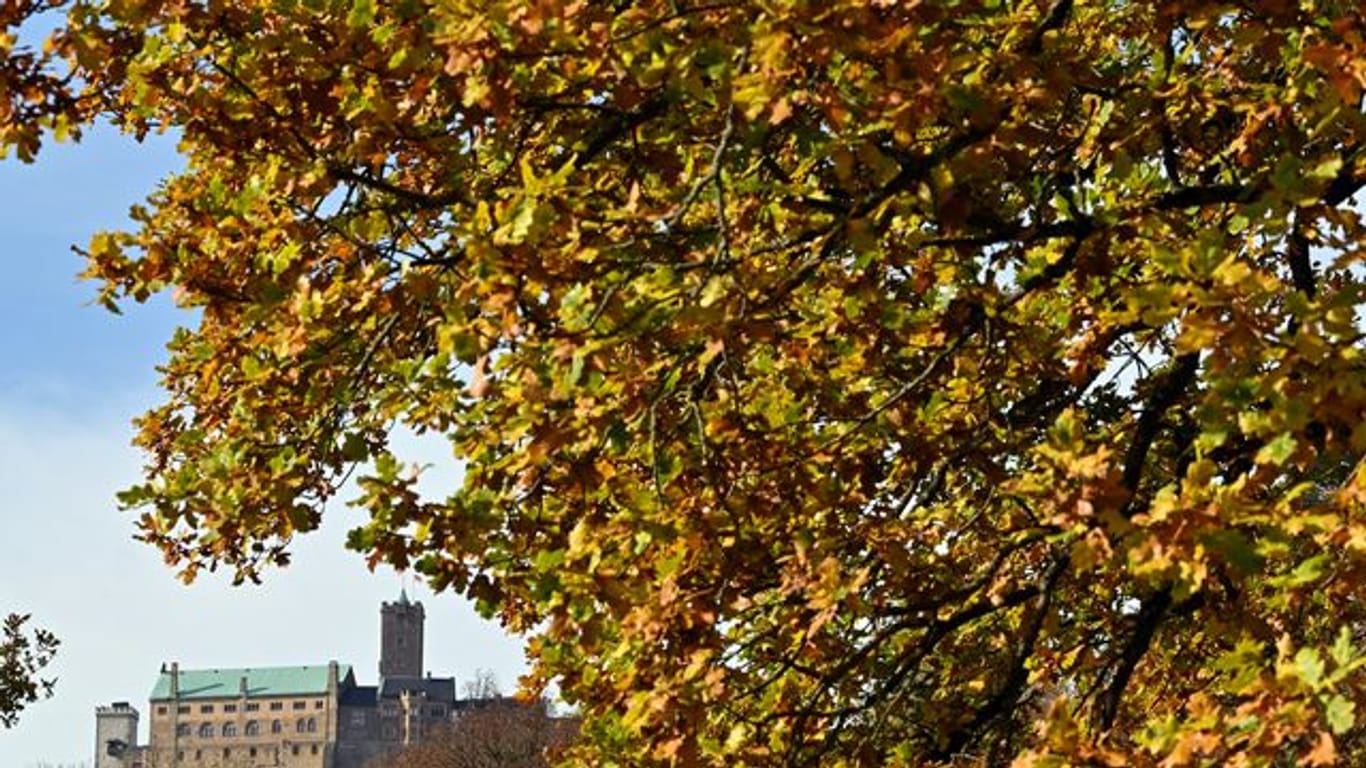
[145,692,333,767]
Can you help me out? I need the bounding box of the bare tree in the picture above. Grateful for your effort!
[372,699,577,768]
[461,669,501,701]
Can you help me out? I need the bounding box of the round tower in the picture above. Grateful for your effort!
[93,702,139,768]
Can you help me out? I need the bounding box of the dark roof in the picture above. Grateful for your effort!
[339,685,379,708]
[379,676,456,703]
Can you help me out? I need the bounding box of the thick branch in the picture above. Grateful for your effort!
[1120,354,1199,504]
[933,556,1068,760]
[1287,215,1315,299]
[1093,588,1171,730]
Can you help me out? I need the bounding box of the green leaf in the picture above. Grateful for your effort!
[1257,433,1298,466]
[1332,626,1355,668]
[347,0,376,29]
[1295,648,1326,689]
[340,432,368,462]
[1203,529,1265,575]
[1286,554,1331,587]
[1325,694,1355,735]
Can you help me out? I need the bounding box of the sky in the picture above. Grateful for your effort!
[0,129,525,767]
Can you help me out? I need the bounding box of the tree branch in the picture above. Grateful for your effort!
[1093,588,1171,730]
[1120,354,1199,504]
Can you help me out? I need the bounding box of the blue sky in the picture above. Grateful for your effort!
[0,128,524,767]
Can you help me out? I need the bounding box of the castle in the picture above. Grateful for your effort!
[94,591,488,768]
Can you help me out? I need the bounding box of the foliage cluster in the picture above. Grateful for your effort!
[0,613,58,729]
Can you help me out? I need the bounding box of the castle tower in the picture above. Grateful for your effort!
[94,702,139,768]
[379,588,425,678]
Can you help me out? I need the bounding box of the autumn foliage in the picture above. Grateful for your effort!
[5,0,1366,764]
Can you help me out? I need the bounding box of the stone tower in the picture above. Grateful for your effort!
[379,588,424,678]
[94,701,139,768]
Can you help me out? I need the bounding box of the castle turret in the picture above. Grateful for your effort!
[379,588,425,679]
[94,702,139,768]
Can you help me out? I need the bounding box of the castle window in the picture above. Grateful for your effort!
[199,704,213,714]
[292,700,307,710]
[270,701,283,711]
[177,705,190,714]
[315,699,324,709]
[222,723,237,737]
[296,718,307,733]
[198,723,213,738]
[194,750,201,759]
[223,704,236,713]
[156,705,167,715]
[223,748,230,758]
[245,720,259,736]
[250,746,257,757]
[292,745,300,756]
[312,745,319,755]
[176,723,190,737]
[307,717,318,733]
[245,702,259,712]
[271,719,282,734]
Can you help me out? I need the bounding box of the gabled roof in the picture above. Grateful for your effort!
[339,685,379,708]
[378,676,456,703]
[149,665,352,701]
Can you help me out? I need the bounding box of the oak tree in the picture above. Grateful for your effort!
[6,0,1366,764]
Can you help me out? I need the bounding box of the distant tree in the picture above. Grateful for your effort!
[462,669,502,701]
[0,613,58,728]
[373,700,576,768]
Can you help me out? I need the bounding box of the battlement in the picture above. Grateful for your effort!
[95,702,138,716]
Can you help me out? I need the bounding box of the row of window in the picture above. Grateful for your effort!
[375,704,448,718]
[176,745,319,761]
[160,699,324,716]
[175,718,318,738]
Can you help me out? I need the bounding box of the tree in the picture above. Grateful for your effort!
[374,699,576,768]
[1,613,59,728]
[5,0,1366,764]
[462,668,503,702]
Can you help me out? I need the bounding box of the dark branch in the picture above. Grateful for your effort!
[1120,354,1199,504]
[1093,588,1172,730]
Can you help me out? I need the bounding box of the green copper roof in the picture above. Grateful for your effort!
[149,664,351,701]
